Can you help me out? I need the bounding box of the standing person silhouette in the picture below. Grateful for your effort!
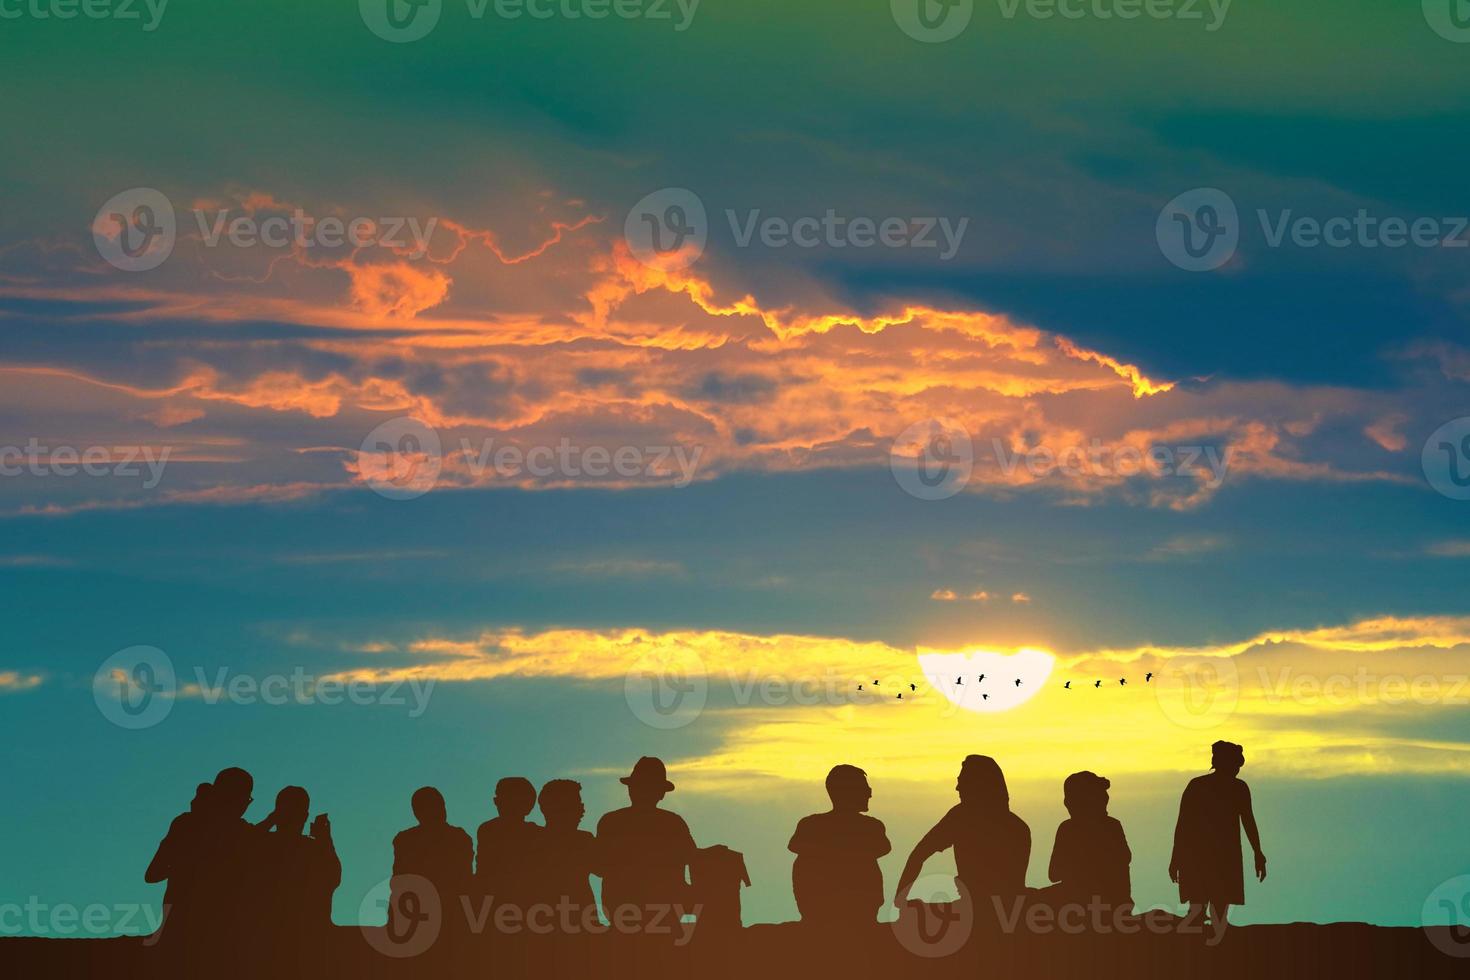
[1170,740,1266,930]
[596,757,697,929]
[893,755,1030,921]
[391,787,473,943]
[475,777,543,914]
[535,779,598,926]
[788,764,890,928]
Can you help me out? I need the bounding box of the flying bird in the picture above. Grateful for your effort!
[1120,678,1127,686]
[1094,680,1102,688]
[1146,672,1153,682]
[955,676,962,685]
[873,679,879,686]
[1014,678,1022,687]
[897,692,903,700]
[857,684,864,691]
[1064,681,1071,689]
[978,674,986,683]
[910,683,917,692]
[982,693,989,701]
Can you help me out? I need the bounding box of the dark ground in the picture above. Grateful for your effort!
[4,918,1468,979]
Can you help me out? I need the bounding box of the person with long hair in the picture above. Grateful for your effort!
[893,755,1031,918]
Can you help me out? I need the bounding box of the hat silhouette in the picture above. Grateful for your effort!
[621,756,675,791]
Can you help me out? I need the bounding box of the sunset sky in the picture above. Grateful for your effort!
[3,0,1470,934]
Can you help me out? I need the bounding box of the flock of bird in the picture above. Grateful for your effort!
[859,672,1156,700]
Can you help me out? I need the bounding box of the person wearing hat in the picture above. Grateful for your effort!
[595,757,697,929]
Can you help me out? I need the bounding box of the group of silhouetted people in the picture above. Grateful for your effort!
[800,740,1264,932]
[145,741,1265,958]
[145,768,341,962]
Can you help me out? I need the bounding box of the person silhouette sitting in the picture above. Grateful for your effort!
[788,764,890,929]
[1170,741,1266,930]
[596,757,697,929]
[534,779,598,926]
[391,787,473,942]
[257,786,341,953]
[1040,771,1132,915]
[145,782,215,941]
[475,776,543,914]
[893,755,1030,925]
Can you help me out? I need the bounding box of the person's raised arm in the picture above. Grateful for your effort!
[892,820,950,907]
[1241,783,1266,881]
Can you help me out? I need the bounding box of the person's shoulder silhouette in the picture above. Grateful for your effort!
[1045,771,1131,912]
[534,779,598,922]
[596,757,696,924]
[475,776,543,908]
[393,786,473,888]
[789,764,889,927]
[895,755,1030,912]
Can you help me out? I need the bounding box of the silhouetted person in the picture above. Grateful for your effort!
[475,776,543,913]
[788,764,890,928]
[1041,771,1132,914]
[596,757,696,928]
[1170,741,1266,929]
[257,786,341,955]
[391,787,473,942]
[145,782,215,940]
[894,755,1030,921]
[690,845,750,934]
[534,779,598,926]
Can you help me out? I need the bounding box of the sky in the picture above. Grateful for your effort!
[2,0,1470,938]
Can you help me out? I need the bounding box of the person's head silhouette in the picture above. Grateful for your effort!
[411,787,448,826]
[539,779,585,831]
[273,786,310,835]
[494,777,537,820]
[190,782,214,814]
[825,764,872,813]
[1211,740,1245,776]
[956,754,1009,813]
[1062,771,1110,819]
[621,756,675,808]
[213,767,254,820]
